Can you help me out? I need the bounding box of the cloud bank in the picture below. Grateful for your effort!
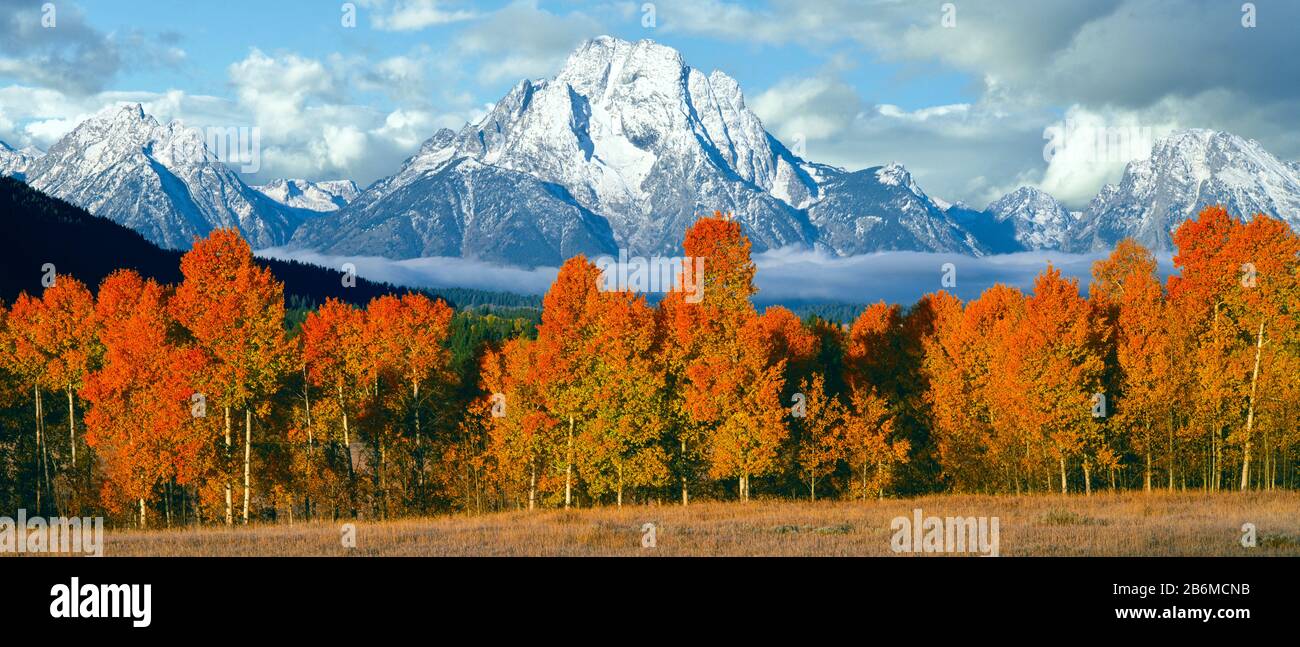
[256,247,559,296]
[696,0,1300,208]
[258,245,1177,307]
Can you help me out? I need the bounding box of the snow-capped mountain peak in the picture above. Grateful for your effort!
[292,36,824,265]
[986,186,1072,250]
[874,162,918,191]
[1067,128,1300,251]
[254,178,360,212]
[24,103,302,250]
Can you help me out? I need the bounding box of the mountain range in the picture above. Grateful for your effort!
[1066,129,1300,252]
[4,36,1299,268]
[19,104,311,249]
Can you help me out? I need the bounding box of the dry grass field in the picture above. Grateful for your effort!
[99,491,1300,557]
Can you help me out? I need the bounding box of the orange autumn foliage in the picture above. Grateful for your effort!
[81,270,205,522]
[5,204,1299,521]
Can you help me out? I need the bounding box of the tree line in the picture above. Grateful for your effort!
[0,206,1296,526]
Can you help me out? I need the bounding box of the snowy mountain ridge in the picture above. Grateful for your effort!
[9,38,1300,265]
[290,36,985,265]
[1066,129,1300,251]
[23,104,305,250]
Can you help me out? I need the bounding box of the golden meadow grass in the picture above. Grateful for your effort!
[93,491,1300,557]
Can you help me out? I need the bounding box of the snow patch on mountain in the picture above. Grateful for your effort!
[0,140,42,180]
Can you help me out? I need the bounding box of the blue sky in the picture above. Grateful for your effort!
[80,0,976,117]
[3,0,1298,208]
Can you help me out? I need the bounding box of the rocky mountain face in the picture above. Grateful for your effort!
[23,104,305,250]
[809,163,985,255]
[291,154,620,267]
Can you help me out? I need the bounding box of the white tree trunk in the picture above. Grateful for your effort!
[564,416,574,509]
[528,461,536,511]
[1059,455,1067,495]
[34,384,42,513]
[67,385,76,469]
[242,408,251,523]
[224,406,233,525]
[680,439,689,506]
[1241,320,1264,491]
[1145,448,1152,493]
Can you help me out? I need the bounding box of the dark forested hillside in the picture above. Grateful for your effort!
[0,176,540,310]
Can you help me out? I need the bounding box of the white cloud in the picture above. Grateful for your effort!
[259,244,1178,307]
[454,1,604,84]
[366,0,478,31]
[320,124,369,169]
[0,0,121,95]
[256,247,560,296]
[0,86,218,149]
[218,48,481,183]
[655,0,1300,206]
[751,73,1048,207]
[1034,105,1179,206]
[751,77,863,141]
[229,49,340,135]
[372,109,439,149]
[751,245,1177,305]
[0,40,485,185]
